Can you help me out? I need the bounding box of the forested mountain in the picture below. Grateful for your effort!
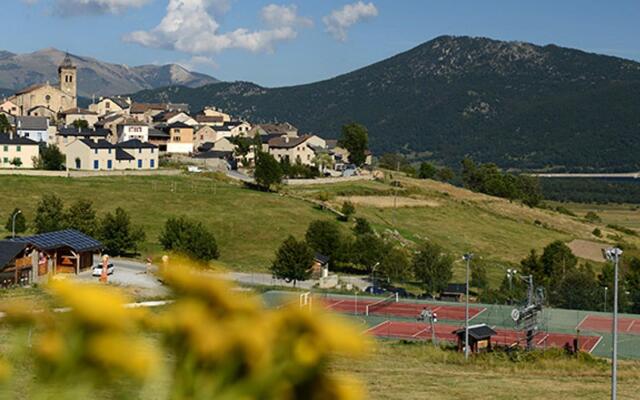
[131,36,640,171]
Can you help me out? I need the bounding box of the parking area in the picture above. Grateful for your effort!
[75,257,168,297]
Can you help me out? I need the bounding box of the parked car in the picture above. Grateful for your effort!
[91,263,114,277]
[187,166,203,173]
[364,286,386,295]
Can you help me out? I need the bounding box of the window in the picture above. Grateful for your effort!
[150,159,155,168]
[16,146,21,152]
[94,160,99,170]
[3,157,7,163]
[45,95,51,103]
[151,148,154,154]
[3,145,7,152]
[138,159,142,169]
[173,136,181,142]
[107,160,112,169]
[94,149,98,155]
[75,159,81,169]
[106,102,110,109]
[108,148,112,154]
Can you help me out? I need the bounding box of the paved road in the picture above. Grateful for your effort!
[79,257,370,293]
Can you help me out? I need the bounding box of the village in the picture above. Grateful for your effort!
[0,55,369,176]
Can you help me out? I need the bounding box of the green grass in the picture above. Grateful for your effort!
[1,174,634,282]
[332,341,640,400]
[551,202,640,230]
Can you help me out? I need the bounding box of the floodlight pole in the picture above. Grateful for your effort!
[11,209,21,239]
[463,253,473,361]
[609,247,622,400]
[604,286,608,313]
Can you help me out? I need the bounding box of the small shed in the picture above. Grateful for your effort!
[14,229,102,276]
[0,241,31,286]
[311,253,330,278]
[452,324,497,354]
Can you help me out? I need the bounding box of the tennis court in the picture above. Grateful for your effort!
[578,315,640,335]
[322,296,486,321]
[367,320,602,353]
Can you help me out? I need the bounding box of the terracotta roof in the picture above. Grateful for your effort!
[15,84,47,95]
[258,122,297,135]
[196,115,224,123]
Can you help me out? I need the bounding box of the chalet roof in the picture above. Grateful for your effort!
[58,127,109,137]
[195,115,224,123]
[16,116,49,131]
[100,96,130,109]
[258,122,297,135]
[152,110,185,123]
[314,253,330,265]
[0,133,38,145]
[117,139,157,149]
[148,128,169,138]
[452,324,497,341]
[0,241,27,269]
[166,121,193,130]
[267,135,310,149]
[79,139,114,149]
[115,148,135,161]
[15,229,101,253]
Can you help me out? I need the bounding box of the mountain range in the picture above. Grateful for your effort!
[130,36,640,172]
[0,48,218,97]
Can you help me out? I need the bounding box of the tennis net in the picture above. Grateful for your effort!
[365,293,399,316]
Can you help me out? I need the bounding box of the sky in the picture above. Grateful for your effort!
[4,0,640,87]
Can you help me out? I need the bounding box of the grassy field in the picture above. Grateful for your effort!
[0,173,634,282]
[333,341,640,400]
[551,201,640,230]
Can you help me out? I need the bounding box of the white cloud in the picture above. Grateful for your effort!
[261,4,313,29]
[48,0,151,15]
[124,1,312,55]
[323,1,378,41]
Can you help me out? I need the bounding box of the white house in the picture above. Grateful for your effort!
[116,121,149,143]
[15,116,53,143]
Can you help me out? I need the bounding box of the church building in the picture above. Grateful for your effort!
[9,54,77,116]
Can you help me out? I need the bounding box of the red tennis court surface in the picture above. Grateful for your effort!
[322,297,485,321]
[322,296,486,320]
[578,315,640,335]
[366,320,602,353]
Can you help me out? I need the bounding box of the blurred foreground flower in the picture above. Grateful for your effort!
[0,260,368,399]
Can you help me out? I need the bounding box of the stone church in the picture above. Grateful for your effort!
[9,54,77,116]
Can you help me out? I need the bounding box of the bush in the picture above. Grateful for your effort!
[607,224,637,236]
[584,211,601,223]
[592,228,602,237]
[340,201,356,221]
[159,216,220,262]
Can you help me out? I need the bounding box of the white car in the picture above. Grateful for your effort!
[91,263,114,277]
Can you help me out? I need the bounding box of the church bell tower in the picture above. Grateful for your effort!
[58,53,77,101]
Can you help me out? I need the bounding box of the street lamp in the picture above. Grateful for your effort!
[507,268,517,304]
[604,286,608,313]
[605,247,622,400]
[370,262,380,291]
[11,209,22,239]
[463,253,474,361]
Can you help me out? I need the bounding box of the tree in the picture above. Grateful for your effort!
[35,144,65,171]
[10,157,22,168]
[305,220,341,260]
[340,201,355,221]
[540,241,577,282]
[64,199,98,237]
[413,242,453,296]
[71,119,89,129]
[5,208,26,236]
[339,123,369,166]
[99,208,145,256]
[353,217,373,236]
[254,151,283,190]
[436,167,455,182]
[471,262,489,290]
[34,194,65,233]
[270,236,314,286]
[351,233,388,273]
[418,162,437,179]
[378,246,412,285]
[312,153,334,173]
[159,216,219,262]
[0,114,11,133]
[552,264,600,310]
[520,250,546,288]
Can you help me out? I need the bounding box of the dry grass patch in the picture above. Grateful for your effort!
[335,195,440,208]
[567,239,608,262]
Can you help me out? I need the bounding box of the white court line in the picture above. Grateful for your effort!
[364,320,390,334]
[589,336,604,354]
[412,327,429,338]
[536,334,549,345]
[325,299,346,309]
[469,307,487,321]
[626,319,636,333]
[576,314,590,330]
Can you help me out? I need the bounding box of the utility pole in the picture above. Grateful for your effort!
[463,253,473,361]
[11,209,22,239]
[605,247,622,400]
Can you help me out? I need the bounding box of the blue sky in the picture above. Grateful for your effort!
[4,0,640,87]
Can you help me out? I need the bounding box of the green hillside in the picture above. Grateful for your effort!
[0,174,632,283]
[131,35,640,172]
